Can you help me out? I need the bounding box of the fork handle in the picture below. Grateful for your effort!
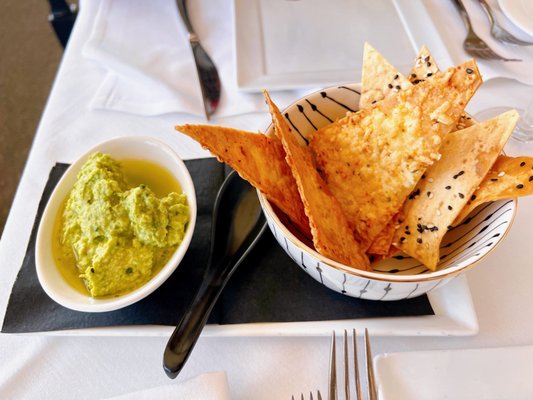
[176,0,196,38]
[451,0,473,30]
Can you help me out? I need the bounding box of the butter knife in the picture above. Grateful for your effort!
[176,0,221,119]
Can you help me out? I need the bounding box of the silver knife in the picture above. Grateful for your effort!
[176,0,221,120]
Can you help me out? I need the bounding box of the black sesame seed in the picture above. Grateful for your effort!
[91,268,95,273]
[491,178,498,182]
[395,85,401,90]
[371,100,377,104]
[424,56,430,62]
[427,191,432,197]
[471,194,477,201]
[458,193,464,199]
[411,73,417,78]
[453,171,465,179]
[466,68,473,74]
[447,225,453,230]
[427,62,432,67]
[517,184,524,189]
[417,238,423,244]
[388,83,393,89]
[126,267,133,274]
[445,185,451,190]
[520,161,526,167]
[413,79,423,84]
[448,205,453,210]
[422,174,426,179]
[529,176,533,182]
[400,237,406,242]
[394,74,399,80]
[405,231,411,235]
[426,72,433,77]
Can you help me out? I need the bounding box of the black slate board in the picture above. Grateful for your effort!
[2,159,433,333]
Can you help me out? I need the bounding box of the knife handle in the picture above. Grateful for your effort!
[176,0,197,39]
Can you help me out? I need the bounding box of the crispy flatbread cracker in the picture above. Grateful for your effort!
[263,91,370,270]
[393,110,518,270]
[455,155,533,223]
[175,124,310,236]
[360,43,411,109]
[310,60,482,249]
[408,45,440,85]
[367,213,400,255]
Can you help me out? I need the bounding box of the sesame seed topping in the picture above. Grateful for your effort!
[422,174,426,179]
[436,209,442,216]
[471,194,477,201]
[427,192,434,199]
[498,171,505,177]
[445,185,451,190]
[466,68,473,74]
[400,237,406,243]
[413,79,423,84]
[411,73,417,78]
[448,205,453,210]
[426,72,433,77]
[388,83,393,89]
[417,238,423,244]
[491,178,498,182]
[453,171,465,179]
[458,193,464,199]
[395,85,401,90]
[447,225,453,230]
[520,161,526,167]
[529,176,533,182]
[517,184,524,189]
[394,74,399,80]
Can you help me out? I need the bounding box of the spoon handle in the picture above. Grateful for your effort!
[163,218,267,378]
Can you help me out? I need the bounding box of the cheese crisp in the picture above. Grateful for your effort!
[263,91,370,270]
[175,124,310,236]
[394,110,518,270]
[455,155,533,224]
[310,60,482,249]
[359,43,411,109]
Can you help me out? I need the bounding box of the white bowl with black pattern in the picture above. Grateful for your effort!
[257,84,517,301]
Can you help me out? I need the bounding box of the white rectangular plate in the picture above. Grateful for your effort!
[22,274,478,337]
[375,344,533,399]
[233,0,453,92]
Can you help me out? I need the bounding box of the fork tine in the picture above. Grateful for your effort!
[365,329,378,400]
[317,390,323,400]
[310,392,314,400]
[352,329,362,400]
[343,330,350,400]
[329,331,337,400]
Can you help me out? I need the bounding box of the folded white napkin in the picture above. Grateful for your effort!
[83,0,308,119]
[103,371,231,400]
[452,0,533,85]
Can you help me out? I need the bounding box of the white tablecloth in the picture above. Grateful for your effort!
[2,0,533,398]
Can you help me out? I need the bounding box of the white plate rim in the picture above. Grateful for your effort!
[233,0,454,92]
[10,274,478,337]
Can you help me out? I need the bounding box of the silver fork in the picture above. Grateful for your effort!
[451,0,522,61]
[292,391,323,400]
[328,329,377,400]
[478,0,533,46]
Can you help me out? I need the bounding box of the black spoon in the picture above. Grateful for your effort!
[163,171,267,378]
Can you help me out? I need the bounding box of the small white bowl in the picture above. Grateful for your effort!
[36,136,197,312]
[258,84,517,301]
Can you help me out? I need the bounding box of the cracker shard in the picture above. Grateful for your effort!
[263,91,370,271]
[455,155,533,224]
[310,59,482,249]
[360,42,411,109]
[175,124,310,236]
[394,110,519,270]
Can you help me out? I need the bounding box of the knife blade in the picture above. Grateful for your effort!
[176,0,221,120]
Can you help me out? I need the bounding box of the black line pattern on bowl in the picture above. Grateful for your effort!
[405,283,419,299]
[319,91,356,112]
[305,99,333,123]
[359,280,371,299]
[284,112,308,144]
[379,283,393,300]
[297,104,317,131]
